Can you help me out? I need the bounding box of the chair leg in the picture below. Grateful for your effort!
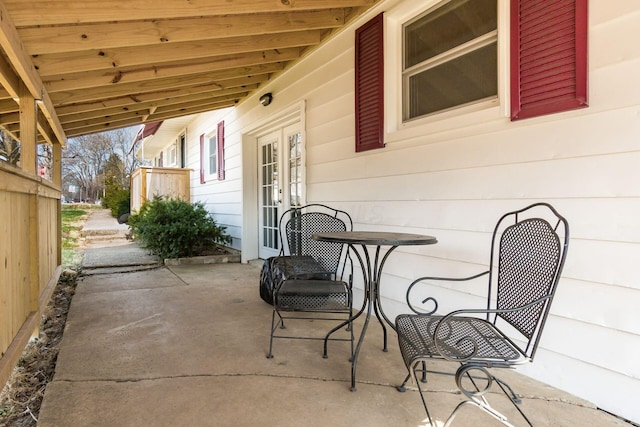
[412,362,435,427]
[322,317,354,359]
[444,364,533,427]
[266,308,279,359]
[396,373,411,392]
[397,360,427,392]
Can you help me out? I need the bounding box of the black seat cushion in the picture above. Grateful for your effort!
[259,256,331,304]
[277,279,349,311]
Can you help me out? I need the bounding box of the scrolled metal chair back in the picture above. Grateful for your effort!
[490,203,569,359]
[282,205,351,274]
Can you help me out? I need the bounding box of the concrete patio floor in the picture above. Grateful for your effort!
[37,210,630,426]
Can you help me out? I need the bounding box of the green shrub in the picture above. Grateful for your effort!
[102,176,130,217]
[128,196,232,259]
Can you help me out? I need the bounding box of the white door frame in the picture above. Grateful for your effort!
[241,100,306,262]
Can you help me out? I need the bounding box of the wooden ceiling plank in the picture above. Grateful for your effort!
[50,64,279,105]
[55,84,259,117]
[64,118,145,137]
[62,111,150,131]
[60,92,247,125]
[20,10,344,55]
[44,50,297,93]
[0,98,17,114]
[64,98,235,137]
[6,1,374,26]
[152,97,238,116]
[56,75,268,135]
[0,111,18,125]
[33,30,322,77]
[147,102,237,123]
[0,0,66,145]
[64,98,237,132]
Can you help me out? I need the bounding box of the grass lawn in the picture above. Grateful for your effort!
[61,204,99,268]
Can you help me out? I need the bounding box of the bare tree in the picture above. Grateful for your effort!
[0,130,20,165]
[62,127,140,202]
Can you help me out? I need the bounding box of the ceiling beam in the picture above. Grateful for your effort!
[62,99,236,137]
[6,1,374,26]
[20,10,344,55]
[51,69,275,106]
[56,85,257,118]
[33,30,323,77]
[61,96,241,129]
[43,48,299,93]
[59,91,247,125]
[63,98,238,133]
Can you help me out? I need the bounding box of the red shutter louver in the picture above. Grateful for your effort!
[510,0,588,120]
[217,120,225,181]
[199,133,206,184]
[355,13,384,152]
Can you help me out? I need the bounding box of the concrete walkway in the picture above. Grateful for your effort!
[37,211,630,426]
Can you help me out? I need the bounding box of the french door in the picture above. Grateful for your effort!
[258,122,304,259]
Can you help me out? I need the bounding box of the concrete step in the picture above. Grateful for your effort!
[81,228,127,237]
[84,233,128,242]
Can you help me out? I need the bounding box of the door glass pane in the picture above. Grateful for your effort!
[288,131,303,208]
[261,141,279,250]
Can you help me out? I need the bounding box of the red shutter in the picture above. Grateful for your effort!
[355,13,384,152]
[510,0,588,120]
[217,120,225,180]
[199,133,205,184]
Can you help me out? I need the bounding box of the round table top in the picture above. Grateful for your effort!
[313,231,437,246]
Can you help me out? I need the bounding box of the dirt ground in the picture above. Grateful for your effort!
[0,271,78,426]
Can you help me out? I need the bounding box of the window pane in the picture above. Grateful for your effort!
[407,42,497,119]
[405,0,497,68]
[208,136,217,174]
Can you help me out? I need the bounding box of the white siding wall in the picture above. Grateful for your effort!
[177,0,640,422]
[182,109,244,250]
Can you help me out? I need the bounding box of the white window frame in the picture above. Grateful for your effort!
[384,0,509,136]
[401,0,498,123]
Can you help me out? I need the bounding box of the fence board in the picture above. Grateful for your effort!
[0,164,61,388]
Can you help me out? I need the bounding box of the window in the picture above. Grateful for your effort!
[207,133,217,176]
[199,121,224,183]
[402,0,498,121]
[168,142,177,166]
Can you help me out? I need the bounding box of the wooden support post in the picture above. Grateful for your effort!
[52,142,62,187]
[28,192,40,338]
[19,82,37,174]
[53,142,63,265]
[141,168,148,206]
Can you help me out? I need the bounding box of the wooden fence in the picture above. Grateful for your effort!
[0,163,62,388]
[130,167,191,212]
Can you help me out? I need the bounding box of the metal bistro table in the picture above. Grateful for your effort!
[312,231,437,391]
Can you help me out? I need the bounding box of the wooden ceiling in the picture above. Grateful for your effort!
[0,0,378,144]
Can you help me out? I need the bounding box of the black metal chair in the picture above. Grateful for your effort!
[395,203,569,426]
[266,204,354,359]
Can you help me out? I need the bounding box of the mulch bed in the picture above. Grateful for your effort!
[0,271,78,426]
